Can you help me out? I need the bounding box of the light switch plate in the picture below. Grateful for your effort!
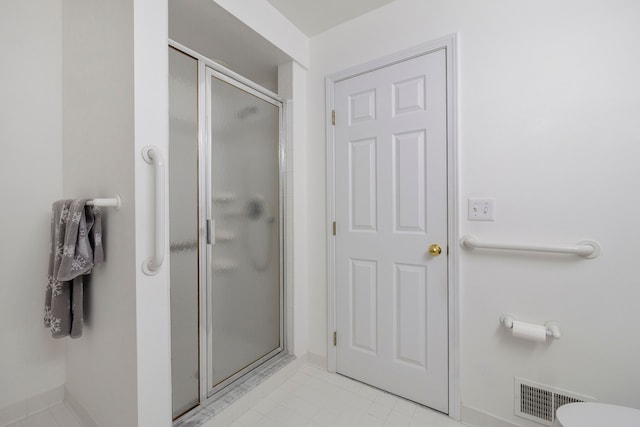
[468,198,495,221]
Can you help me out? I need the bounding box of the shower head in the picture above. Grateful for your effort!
[237,105,259,120]
[245,195,265,220]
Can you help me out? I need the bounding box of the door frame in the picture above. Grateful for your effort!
[325,33,460,419]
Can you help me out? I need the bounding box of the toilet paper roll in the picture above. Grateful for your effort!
[512,320,547,342]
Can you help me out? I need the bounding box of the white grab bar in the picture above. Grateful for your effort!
[460,234,600,259]
[141,146,166,275]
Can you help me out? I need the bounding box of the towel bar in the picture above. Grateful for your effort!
[86,196,121,209]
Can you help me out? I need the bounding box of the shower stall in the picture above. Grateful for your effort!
[169,44,285,419]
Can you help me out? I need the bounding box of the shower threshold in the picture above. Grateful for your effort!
[173,352,295,427]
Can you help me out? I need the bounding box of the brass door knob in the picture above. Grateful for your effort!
[428,244,442,257]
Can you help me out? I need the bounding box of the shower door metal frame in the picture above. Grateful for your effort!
[203,66,286,397]
[168,39,287,408]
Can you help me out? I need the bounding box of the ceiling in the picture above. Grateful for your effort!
[266,0,397,36]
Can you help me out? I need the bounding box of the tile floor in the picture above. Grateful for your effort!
[5,403,82,427]
[222,364,465,427]
[10,363,467,427]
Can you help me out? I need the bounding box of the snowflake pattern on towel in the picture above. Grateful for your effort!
[49,316,61,333]
[50,280,63,297]
[54,242,64,261]
[63,244,75,257]
[71,256,87,271]
[59,206,70,224]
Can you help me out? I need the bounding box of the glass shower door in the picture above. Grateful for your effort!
[169,47,200,418]
[207,70,282,391]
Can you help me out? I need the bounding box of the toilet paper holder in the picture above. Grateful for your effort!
[500,314,561,340]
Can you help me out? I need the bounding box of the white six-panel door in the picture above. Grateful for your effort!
[334,48,449,412]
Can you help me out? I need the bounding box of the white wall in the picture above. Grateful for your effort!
[279,61,310,358]
[307,0,640,425]
[0,0,66,411]
[62,1,172,425]
[62,1,138,426]
[133,0,172,424]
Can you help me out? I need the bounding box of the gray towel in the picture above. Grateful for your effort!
[44,199,103,338]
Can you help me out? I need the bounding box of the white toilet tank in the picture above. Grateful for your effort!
[553,402,640,427]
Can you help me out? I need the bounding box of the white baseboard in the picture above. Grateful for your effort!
[65,387,99,427]
[306,352,327,369]
[461,404,522,427]
[0,386,64,427]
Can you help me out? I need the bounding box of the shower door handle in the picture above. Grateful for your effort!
[206,219,214,244]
